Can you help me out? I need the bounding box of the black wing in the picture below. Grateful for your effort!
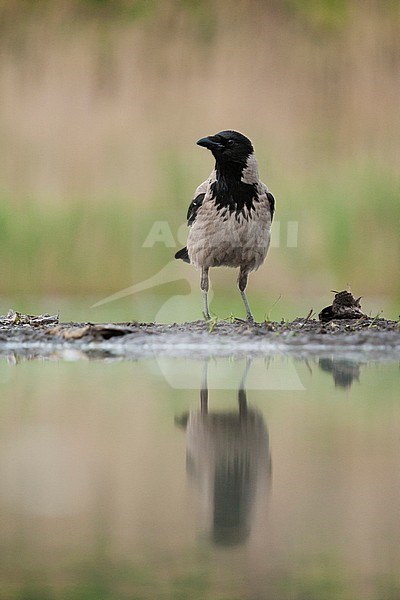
[266,191,275,219]
[187,193,205,226]
[175,191,206,263]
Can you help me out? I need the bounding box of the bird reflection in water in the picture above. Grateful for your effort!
[176,359,271,547]
[319,357,361,388]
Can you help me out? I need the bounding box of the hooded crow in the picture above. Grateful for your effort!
[175,130,275,322]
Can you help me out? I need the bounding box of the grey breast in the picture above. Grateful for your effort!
[187,179,271,271]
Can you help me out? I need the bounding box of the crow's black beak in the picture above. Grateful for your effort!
[196,136,224,151]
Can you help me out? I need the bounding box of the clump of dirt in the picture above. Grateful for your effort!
[0,309,59,327]
[319,291,365,322]
[48,323,137,340]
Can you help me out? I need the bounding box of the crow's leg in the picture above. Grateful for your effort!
[238,357,251,417]
[201,267,210,320]
[238,269,254,323]
[200,360,208,414]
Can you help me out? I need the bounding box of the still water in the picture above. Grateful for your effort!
[0,353,399,600]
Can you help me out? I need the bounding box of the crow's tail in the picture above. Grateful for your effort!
[175,247,190,263]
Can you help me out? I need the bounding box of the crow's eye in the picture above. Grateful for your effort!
[227,139,234,146]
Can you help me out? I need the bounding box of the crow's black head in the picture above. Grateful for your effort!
[197,130,254,167]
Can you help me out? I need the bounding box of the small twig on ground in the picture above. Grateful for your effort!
[300,308,314,328]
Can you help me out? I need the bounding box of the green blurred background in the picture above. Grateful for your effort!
[0,0,399,322]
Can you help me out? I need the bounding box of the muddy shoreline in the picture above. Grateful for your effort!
[0,310,399,361]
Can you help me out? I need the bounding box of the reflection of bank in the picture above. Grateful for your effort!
[319,357,361,388]
[177,360,271,546]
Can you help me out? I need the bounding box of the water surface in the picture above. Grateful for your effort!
[0,353,399,599]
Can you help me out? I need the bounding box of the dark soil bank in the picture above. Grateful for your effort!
[0,307,399,361]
